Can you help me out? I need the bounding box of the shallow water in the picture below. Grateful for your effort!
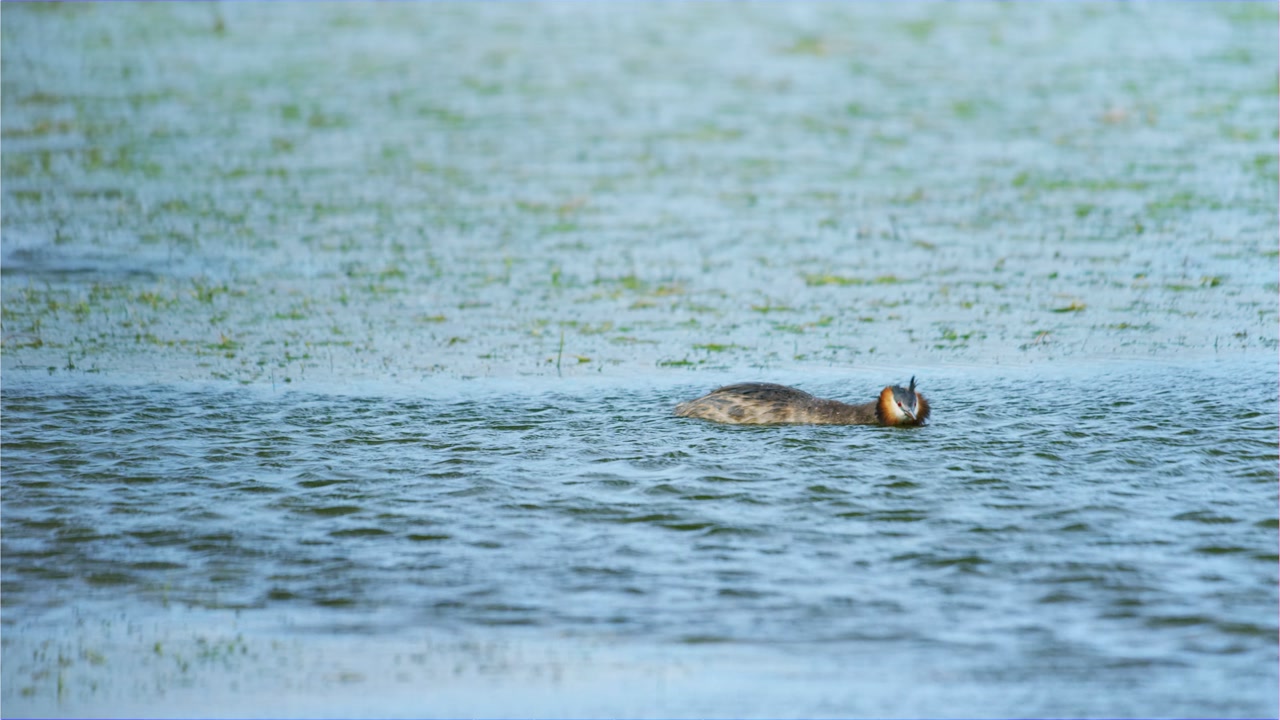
[2,1,1278,717]
[3,2,1277,383]
[3,357,1278,716]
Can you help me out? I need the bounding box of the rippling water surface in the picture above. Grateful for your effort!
[3,1,1278,716]
[3,358,1276,716]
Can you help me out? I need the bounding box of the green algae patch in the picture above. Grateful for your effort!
[803,273,906,287]
[1052,301,1088,314]
[1,2,1275,386]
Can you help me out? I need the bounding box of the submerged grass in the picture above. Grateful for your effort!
[0,3,1275,384]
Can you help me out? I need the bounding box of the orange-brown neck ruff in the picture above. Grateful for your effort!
[915,394,931,424]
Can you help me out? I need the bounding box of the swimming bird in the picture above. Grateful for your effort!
[674,377,929,426]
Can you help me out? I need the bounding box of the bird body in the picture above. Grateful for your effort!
[674,378,929,427]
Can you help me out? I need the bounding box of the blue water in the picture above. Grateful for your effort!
[2,357,1276,716]
[2,1,1277,716]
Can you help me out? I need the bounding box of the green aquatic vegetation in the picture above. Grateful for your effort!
[2,118,77,139]
[193,634,249,663]
[781,35,831,56]
[208,334,238,352]
[803,273,904,287]
[1146,191,1221,214]
[595,274,647,292]
[937,327,978,343]
[415,105,467,126]
[1247,152,1277,179]
[10,188,43,202]
[1,2,1275,388]
[133,332,165,346]
[1022,330,1054,348]
[1011,172,1151,193]
[132,289,175,311]
[305,109,349,130]
[843,101,869,118]
[890,188,925,204]
[462,76,503,95]
[1219,2,1278,24]
[612,336,657,345]
[750,302,794,314]
[155,198,194,215]
[875,133,916,149]
[563,321,615,335]
[412,161,468,184]
[692,343,742,353]
[2,333,44,349]
[1108,322,1157,332]
[1164,276,1225,292]
[361,281,407,298]
[804,273,858,287]
[3,153,37,177]
[951,99,991,119]
[541,221,579,235]
[378,266,407,281]
[191,280,227,304]
[869,298,907,309]
[515,199,582,216]
[679,303,720,314]
[83,145,163,177]
[900,18,936,41]
[674,123,744,142]
[1220,125,1260,142]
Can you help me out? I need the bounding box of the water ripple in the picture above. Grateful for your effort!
[1,357,1276,710]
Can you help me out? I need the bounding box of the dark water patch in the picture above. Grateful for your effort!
[1217,621,1277,638]
[128,561,186,571]
[306,505,363,518]
[85,572,137,587]
[407,533,451,542]
[1173,510,1240,524]
[1193,545,1250,556]
[329,528,391,538]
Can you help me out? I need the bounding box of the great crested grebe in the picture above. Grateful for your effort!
[674,377,929,426]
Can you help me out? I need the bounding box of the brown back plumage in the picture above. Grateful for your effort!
[674,382,916,426]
